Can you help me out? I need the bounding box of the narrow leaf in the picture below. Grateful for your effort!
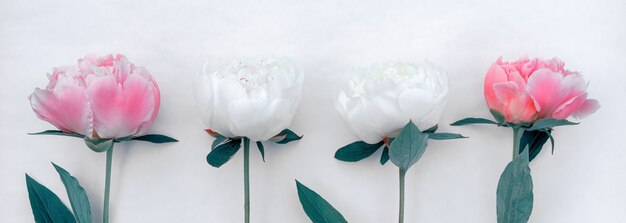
[296,180,347,223]
[270,129,303,144]
[52,163,92,223]
[26,174,76,223]
[450,118,499,126]
[389,121,429,171]
[380,146,390,165]
[83,138,114,153]
[334,141,384,162]
[497,148,533,223]
[28,130,83,139]
[206,139,242,167]
[132,134,178,143]
[526,119,578,131]
[257,141,265,162]
[427,132,467,140]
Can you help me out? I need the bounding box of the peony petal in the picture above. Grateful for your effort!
[398,88,437,129]
[492,82,537,123]
[209,77,247,138]
[526,69,563,118]
[260,99,294,140]
[87,75,156,138]
[227,99,268,141]
[29,87,93,136]
[484,63,509,113]
[572,99,600,119]
[337,95,383,144]
[371,95,405,137]
[492,82,519,105]
[527,69,589,119]
[134,68,160,136]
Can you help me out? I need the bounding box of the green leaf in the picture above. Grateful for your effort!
[490,109,506,123]
[206,139,242,167]
[389,121,429,171]
[519,130,551,162]
[380,146,389,165]
[25,174,77,223]
[211,136,227,150]
[52,163,91,223]
[131,134,178,143]
[296,180,347,223]
[526,119,578,131]
[28,130,83,139]
[257,141,265,162]
[497,148,533,223]
[270,129,303,144]
[83,138,114,153]
[334,141,384,162]
[427,132,467,140]
[423,125,438,133]
[450,118,499,126]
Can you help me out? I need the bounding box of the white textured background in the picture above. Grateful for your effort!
[1,0,625,222]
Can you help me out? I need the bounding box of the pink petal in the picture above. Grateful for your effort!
[87,75,156,138]
[29,87,93,136]
[526,69,563,118]
[493,82,537,123]
[135,68,160,136]
[573,99,600,118]
[484,63,509,113]
[527,69,589,119]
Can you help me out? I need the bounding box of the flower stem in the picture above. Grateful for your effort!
[512,127,525,160]
[243,137,250,223]
[398,169,406,223]
[103,146,114,223]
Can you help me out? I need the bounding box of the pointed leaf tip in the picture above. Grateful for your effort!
[296,180,347,223]
[270,129,302,144]
[28,130,84,138]
[527,119,578,131]
[450,118,499,126]
[207,138,242,167]
[427,132,467,140]
[256,141,265,162]
[389,122,429,171]
[25,173,76,223]
[334,141,384,162]
[132,134,178,143]
[52,163,92,223]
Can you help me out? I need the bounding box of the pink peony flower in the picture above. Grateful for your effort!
[484,57,599,124]
[29,54,160,139]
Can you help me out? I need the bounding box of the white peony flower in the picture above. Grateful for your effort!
[195,57,304,141]
[336,61,449,144]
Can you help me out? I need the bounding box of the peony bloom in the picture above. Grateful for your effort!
[484,57,599,124]
[29,54,160,139]
[195,57,304,141]
[336,61,449,144]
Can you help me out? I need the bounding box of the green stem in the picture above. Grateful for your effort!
[399,169,406,223]
[103,146,114,223]
[243,138,250,223]
[512,127,525,160]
